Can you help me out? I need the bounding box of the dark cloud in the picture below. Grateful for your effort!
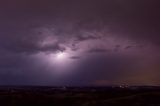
[70,56,81,60]
[0,38,65,54]
[124,46,133,50]
[88,48,110,53]
[113,45,121,52]
[76,36,97,42]
[0,0,160,45]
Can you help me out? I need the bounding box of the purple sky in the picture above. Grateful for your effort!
[0,0,160,86]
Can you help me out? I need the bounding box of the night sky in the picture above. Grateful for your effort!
[0,0,160,86]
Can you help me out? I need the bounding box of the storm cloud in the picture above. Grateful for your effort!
[0,0,159,85]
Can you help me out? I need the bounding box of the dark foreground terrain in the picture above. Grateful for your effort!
[0,86,159,106]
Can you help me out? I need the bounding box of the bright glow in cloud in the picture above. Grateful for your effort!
[56,52,67,61]
[47,51,73,76]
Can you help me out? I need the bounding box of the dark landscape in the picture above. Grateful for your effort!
[0,86,159,106]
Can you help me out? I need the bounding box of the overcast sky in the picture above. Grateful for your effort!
[0,0,160,86]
